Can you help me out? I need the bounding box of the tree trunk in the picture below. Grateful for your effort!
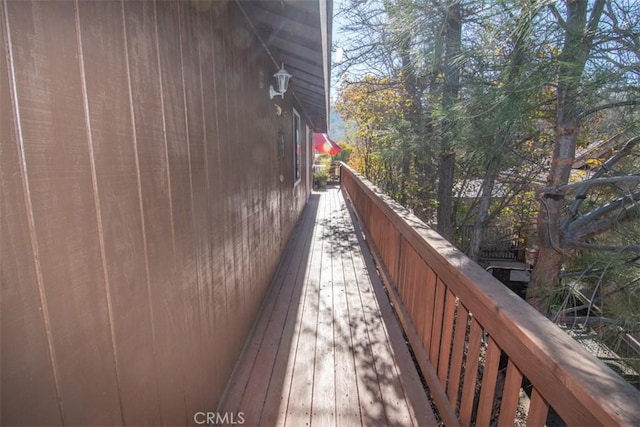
[436,0,461,242]
[527,0,605,314]
[469,158,498,261]
[437,152,456,240]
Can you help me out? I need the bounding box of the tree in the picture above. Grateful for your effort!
[335,75,413,196]
[335,1,639,315]
[435,0,463,241]
[464,0,551,260]
[528,0,640,313]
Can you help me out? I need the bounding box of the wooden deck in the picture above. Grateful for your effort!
[218,187,438,426]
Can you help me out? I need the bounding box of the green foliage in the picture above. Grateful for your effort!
[313,162,330,189]
[566,251,640,319]
[336,0,640,385]
[336,0,639,254]
[333,141,354,163]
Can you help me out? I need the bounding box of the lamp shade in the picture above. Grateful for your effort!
[313,133,342,155]
[269,64,292,99]
[273,64,292,93]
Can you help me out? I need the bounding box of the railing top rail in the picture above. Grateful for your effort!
[340,163,640,427]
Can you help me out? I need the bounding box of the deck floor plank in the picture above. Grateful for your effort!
[284,194,325,427]
[260,194,324,426]
[311,192,337,426]
[347,207,414,427]
[221,194,320,423]
[219,188,437,426]
[332,192,362,426]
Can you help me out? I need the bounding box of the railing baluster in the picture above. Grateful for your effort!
[437,288,457,387]
[406,245,420,334]
[526,387,549,427]
[385,219,400,284]
[430,278,446,370]
[497,359,523,426]
[447,305,468,409]
[459,316,483,425]
[475,336,501,426]
[414,260,429,347]
[396,236,406,299]
[422,266,438,353]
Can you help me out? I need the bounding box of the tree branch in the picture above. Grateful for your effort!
[567,241,640,253]
[568,189,640,235]
[555,276,640,316]
[563,135,640,229]
[587,0,606,40]
[540,175,640,196]
[547,3,566,29]
[577,100,640,120]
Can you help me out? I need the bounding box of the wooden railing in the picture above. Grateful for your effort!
[341,164,640,427]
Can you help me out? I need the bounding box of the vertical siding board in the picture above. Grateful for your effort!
[178,2,210,418]
[77,0,161,423]
[244,13,258,327]
[151,2,192,424]
[199,5,225,401]
[249,24,270,319]
[122,1,179,423]
[208,4,235,385]
[0,5,62,422]
[236,35,252,318]
[232,10,252,342]
[6,1,122,423]
[249,46,267,318]
[217,10,239,363]
[194,5,220,409]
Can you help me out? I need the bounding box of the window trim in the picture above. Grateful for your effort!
[292,108,301,187]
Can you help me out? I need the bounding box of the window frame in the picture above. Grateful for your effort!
[292,108,301,186]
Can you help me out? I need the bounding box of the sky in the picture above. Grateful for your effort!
[330,0,348,103]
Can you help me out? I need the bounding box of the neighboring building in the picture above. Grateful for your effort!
[1,1,331,424]
[573,137,627,170]
[453,179,508,199]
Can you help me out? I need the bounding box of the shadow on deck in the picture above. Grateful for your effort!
[218,187,438,426]
[219,166,640,427]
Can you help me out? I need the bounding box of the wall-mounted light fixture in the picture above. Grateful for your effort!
[269,63,292,99]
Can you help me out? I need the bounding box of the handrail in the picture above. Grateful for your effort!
[340,163,640,427]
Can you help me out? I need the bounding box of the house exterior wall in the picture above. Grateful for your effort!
[1,1,311,424]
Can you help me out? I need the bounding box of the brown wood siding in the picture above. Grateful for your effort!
[1,1,312,425]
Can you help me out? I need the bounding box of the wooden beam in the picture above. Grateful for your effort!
[244,4,321,42]
[271,52,323,79]
[265,33,322,62]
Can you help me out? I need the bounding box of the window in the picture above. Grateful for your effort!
[293,108,301,186]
